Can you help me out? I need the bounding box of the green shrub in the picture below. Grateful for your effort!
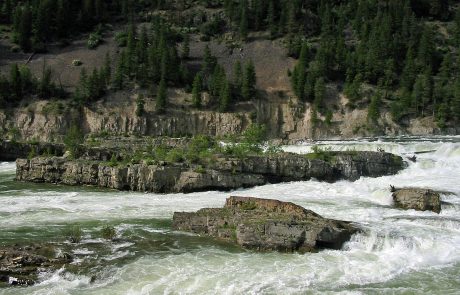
[108,154,118,167]
[166,148,185,163]
[101,225,117,240]
[87,32,102,49]
[115,31,127,47]
[27,148,36,160]
[241,201,257,210]
[66,226,83,243]
[305,145,334,162]
[72,59,83,66]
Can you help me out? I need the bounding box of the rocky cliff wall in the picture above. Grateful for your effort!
[15,151,405,193]
[2,96,456,143]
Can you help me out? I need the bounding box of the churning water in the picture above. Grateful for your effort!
[1,137,460,294]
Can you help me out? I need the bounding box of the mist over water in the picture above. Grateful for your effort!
[1,137,460,294]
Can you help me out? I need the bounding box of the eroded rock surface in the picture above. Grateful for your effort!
[172,196,358,252]
[15,151,405,193]
[392,188,441,213]
[0,244,72,286]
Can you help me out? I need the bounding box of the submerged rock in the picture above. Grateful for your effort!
[0,244,72,286]
[392,188,441,213]
[172,196,358,252]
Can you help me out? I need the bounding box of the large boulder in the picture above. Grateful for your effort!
[172,196,358,252]
[392,188,441,213]
[0,244,72,286]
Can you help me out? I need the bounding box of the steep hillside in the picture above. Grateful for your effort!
[0,0,459,143]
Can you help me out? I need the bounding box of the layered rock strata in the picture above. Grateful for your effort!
[173,196,358,252]
[15,151,405,193]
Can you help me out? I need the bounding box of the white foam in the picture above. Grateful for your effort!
[1,138,460,294]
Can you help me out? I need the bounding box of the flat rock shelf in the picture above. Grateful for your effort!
[15,151,405,193]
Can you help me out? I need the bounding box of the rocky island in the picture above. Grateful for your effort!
[173,196,358,252]
[13,139,405,193]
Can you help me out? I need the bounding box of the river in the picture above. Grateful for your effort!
[1,137,459,294]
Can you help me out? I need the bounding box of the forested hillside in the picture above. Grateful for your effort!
[0,0,459,138]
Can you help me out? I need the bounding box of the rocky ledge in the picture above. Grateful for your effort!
[0,244,72,286]
[173,196,358,252]
[15,151,405,193]
[392,187,442,213]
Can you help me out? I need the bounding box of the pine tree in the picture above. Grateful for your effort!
[39,66,53,99]
[203,44,216,75]
[156,78,167,113]
[10,64,22,101]
[182,34,190,60]
[267,0,276,39]
[113,51,126,90]
[136,93,145,116]
[455,9,460,47]
[1,0,12,24]
[239,0,249,40]
[192,73,202,108]
[400,47,417,91]
[219,79,231,112]
[233,60,243,96]
[417,26,435,69]
[242,61,256,100]
[453,78,460,121]
[367,90,381,123]
[291,42,309,100]
[314,77,326,110]
[56,0,70,39]
[17,6,32,52]
[103,52,112,86]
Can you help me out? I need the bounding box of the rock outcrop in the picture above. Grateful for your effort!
[173,196,358,252]
[16,151,405,193]
[392,188,441,213]
[0,244,72,286]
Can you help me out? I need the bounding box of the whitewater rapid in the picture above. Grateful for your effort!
[0,137,459,294]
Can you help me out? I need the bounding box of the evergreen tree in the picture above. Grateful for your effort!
[219,79,231,112]
[182,34,190,60]
[368,90,381,123]
[242,61,256,100]
[233,60,243,96]
[203,44,216,75]
[113,51,126,90]
[239,0,249,40]
[291,42,309,100]
[156,78,167,113]
[192,73,202,108]
[39,66,53,99]
[17,6,32,51]
[10,64,22,101]
[267,0,276,39]
[455,9,460,47]
[103,52,112,86]
[136,93,145,116]
[452,78,460,121]
[314,77,326,110]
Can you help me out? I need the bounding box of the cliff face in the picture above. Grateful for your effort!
[2,97,455,144]
[15,151,404,193]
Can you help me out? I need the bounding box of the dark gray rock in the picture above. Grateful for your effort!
[392,188,441,213]
[172,196,358,252]
[0,244,72,286]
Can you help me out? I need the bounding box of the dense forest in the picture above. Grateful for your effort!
[1,0,460,128]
